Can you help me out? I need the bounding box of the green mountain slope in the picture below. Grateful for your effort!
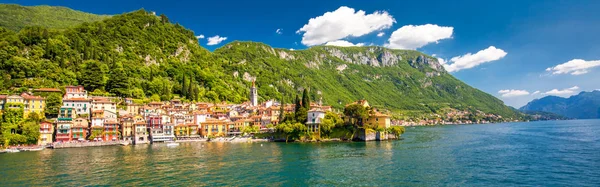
[0,4,110,32]
[0,8,521,119]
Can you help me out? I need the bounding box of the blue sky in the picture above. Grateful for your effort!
[5,0,600,107]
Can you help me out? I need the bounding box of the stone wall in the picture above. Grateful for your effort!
[53,141,125,149]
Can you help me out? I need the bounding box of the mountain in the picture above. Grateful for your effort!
[0,8,521,120]
[0,4,110,32]
[520,91,600,119]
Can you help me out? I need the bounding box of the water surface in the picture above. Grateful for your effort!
[1,120,599,186]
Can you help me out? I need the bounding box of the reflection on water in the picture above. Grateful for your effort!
[1,120,599,186]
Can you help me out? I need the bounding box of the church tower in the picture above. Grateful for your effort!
[250,80,258,106]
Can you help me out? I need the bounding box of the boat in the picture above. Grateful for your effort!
[166,142,179,147]
[120,141,130,146]
[6,148,20,153]
[22,147,44,151]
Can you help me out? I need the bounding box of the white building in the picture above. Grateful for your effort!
[63,86,91,116]
[307,108,326,133]
[92,98,117,118]
[250,80,258,106]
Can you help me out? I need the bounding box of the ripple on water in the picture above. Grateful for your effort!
[1,120,599,186]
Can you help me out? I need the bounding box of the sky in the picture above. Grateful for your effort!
[4,0,600,107]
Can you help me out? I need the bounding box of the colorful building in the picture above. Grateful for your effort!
[71,118,88,141]
[21,93,45,118]
[133,115,148,144]
[38,121,54,145]
[63,85,91,116]
[55,119,72,142]
[120,116,134,141]
[103,118,120,141]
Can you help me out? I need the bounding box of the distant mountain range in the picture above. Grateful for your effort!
[520,91,600,119]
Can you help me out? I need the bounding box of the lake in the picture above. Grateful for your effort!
[1,120,599,186]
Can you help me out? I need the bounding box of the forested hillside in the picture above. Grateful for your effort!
[0,4,110,32]
[0,8,521,119]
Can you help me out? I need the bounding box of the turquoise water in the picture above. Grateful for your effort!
[1,120,599,186]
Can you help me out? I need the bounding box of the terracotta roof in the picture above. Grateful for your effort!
[65,85,84,88]
[0,95,6,99]
[104,119,119,124]
[308,108,325,112]
[63,98,91,101]
[34,88,62,92]
[20,93,44,100]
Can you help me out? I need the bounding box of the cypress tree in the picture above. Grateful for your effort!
[181,74,188,98]
[301,88,310,109]
[279,95,285,122]
[294,95,301,113]
[188,76,194,100]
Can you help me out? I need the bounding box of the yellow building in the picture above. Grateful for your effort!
[201,118,233,137]
[0,93,45,118]
[38,121,54,145]
[365,112,391,129]
[21,93,45,118]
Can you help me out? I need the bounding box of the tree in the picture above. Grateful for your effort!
[344,104,369,127]
[159,14,170,24]
[181,74,188,98]
[294,95,300,113]
[44,93,62,117]
[295,107,307,124]
[387,126,405,136]
[27,112,43,123]
[278,96,285,122]
[21,120,41,144]
[187,75,194,100]
[320,111,343,137]
[107,67,129,96]
[79,60,106,91]
[301,88,310,109]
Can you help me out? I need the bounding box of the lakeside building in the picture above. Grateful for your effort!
[307,108,325,134]
[38,121,54,145]
[133,115,149,144]
[103,118,120,141]
[120,115,134,141]
[63,86,91,116]
[344,99,391,129]
[0,93,45,118]
[72,118,88,141]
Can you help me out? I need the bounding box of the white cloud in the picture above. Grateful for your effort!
[196,35,205,39]
[532,91,540,95]
[543,86,580,95]
[377,32,385,37]
[442,46,507,72]
[324,40,365,47]
[498,89,530,97]
[296,6,395,46]
[290,48,295,51]
[276,29,283,34]
[437,57,447,65]
[546,59,600,75]
[385,24,453,49]
[207,35,227,45]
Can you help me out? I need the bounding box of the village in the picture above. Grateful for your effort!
[0,80,508,152]
[0,81,403,151]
